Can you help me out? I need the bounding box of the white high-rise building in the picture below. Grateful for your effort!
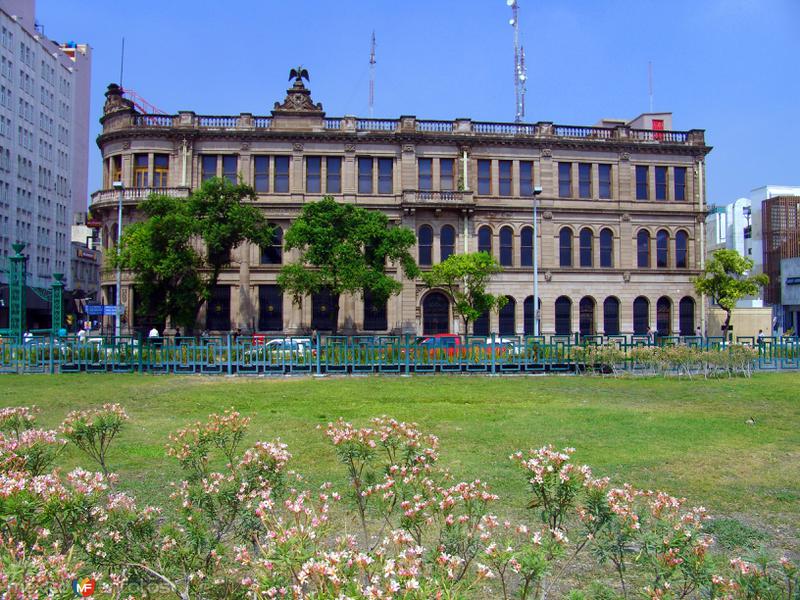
[0,0,91,290]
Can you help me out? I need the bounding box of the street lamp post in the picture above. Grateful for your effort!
[532,186,543,336]
[112,180,124,338]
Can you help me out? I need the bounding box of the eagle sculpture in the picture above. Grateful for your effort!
[289,66,310,82]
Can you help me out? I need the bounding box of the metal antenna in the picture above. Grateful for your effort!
[119,37,125,87]
[369,31,376,118]
[508,0,526,122]
[648,60,653,112]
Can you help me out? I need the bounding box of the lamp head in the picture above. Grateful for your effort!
[533,186,543,196]
[112,180,123,190]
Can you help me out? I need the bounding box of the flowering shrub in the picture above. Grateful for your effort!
[61,403,129,477]
[0,405,795,599]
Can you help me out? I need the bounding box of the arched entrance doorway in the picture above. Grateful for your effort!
[499,296,516,336]
[423,292,450,335]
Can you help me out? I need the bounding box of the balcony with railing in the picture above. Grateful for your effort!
[121,112,705,146]
[401,190,475,207]
[90,187,191,210]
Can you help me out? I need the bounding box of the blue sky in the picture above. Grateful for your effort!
[38,0,800,205]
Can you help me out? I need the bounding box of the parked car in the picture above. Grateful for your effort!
[246,337,315,360]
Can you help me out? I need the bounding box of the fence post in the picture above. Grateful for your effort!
[49,334,54,374]
[227,333,233,375]
[491,332,497,374]
[138,333,143,374]
[315,332,322,376]
[404,333,410,375]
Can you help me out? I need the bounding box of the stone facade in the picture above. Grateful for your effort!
[90,75,711,338]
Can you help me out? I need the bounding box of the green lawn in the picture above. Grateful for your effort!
[1,372,798,552]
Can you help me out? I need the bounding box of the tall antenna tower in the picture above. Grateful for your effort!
[507,0,527,122]
[369,31,376,118]
[648,61,654,112]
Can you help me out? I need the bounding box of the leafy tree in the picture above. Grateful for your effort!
[277,197,418,334]
[421,252,507,336]
[693,249,768,339]
[113,178,272,333]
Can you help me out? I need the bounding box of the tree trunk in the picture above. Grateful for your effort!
[722,310,732,341]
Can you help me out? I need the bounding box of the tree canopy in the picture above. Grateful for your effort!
[421,252,507,335]
[693,249,768,337]
[277,197,418,333]
[113,178,272,332]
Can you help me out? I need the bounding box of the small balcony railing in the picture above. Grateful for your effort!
[402,190,474,206]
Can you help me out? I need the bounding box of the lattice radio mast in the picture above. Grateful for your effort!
[369,31,376,118]
[508,0,527,122]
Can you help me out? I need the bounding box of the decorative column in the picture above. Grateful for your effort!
[8,243,27,342]
[51,273,64,334]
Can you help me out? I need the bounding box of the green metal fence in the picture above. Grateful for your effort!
[0,333,797,375]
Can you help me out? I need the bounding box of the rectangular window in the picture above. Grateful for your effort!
[134,154,149,187]
[253,156,269,193]
[655,166,667,201]
[326,157,341,193]
[477,159,491,195]
[498,160,512,196]
[306,156,321,193]
[418,158,432,191]
[440,158,454,191]
[519,161,533,196]
[274,156,290,192]
[558,162,572,198]
[153,154,169,188]
[222,156,238,184]
[674,167,686,201]
[358,157,373,194]
[111,155,122,185]
[598,164,611,199]
[363,290,388,331]
[201,155,217,182]
[258,285,283,331]
[378,158,393,194]
[635,165,649,200]
[578,163,591,198]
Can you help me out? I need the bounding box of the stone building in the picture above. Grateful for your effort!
[90,73,711,337]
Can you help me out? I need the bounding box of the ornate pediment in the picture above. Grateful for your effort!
[272,69,324,117]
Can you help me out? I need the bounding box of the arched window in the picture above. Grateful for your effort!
[579,296,595,336]
[440,225,455,262]
[656,230,669,268]
[523,296,541,336]
[499,296,516,335]
[656,296,672,336]
[473,309,490,336]
[579,228,593,267]
[418,225,433,266]
[500,226,513,266]
[260,225,283,265]
[520,226,534,267]
[555,296,572,335]
[559,228,573,267]
[600,228,614,268]
[603,296,620,336]
[675,230,688,268]
[637,230,650,268]
[478,225,492,254]
[679,296,695,336]
[633,296,649,335]
[423,292,450,334]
